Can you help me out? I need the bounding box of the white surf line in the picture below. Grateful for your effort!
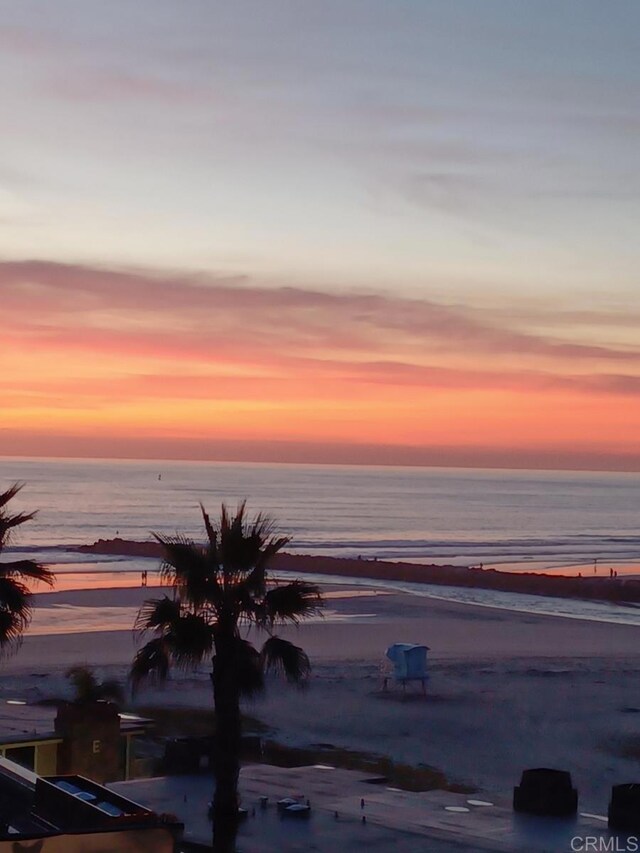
[274,570,640,627]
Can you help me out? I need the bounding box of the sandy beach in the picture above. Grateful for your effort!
[0,581,638,815]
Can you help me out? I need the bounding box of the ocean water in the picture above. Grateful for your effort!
[2,456,640,571]
[3,457,640,628]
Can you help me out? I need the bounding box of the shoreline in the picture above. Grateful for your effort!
[16,582,640,668]
[74,537,640,604]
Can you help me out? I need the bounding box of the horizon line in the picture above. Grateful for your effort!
[1,449,639,477]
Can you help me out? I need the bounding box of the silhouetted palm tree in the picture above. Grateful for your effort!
[131,502,322,853]
[66,665,124,706]
[0,483,54,651]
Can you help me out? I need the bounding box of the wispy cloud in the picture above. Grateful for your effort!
[3,260,639,368]
[0,24,60,55]
[48,69,208,105]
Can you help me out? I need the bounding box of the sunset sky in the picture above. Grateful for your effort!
[2,2,639,470]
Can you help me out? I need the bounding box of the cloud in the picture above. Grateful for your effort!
[2,261,640,469]
[3,259,640,370]
[0,25,59,55]
[6,359,640,410]
[3,252,640,471]
[48,69,207,106]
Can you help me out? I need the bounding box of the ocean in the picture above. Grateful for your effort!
[2,456,640,569]
[3,457,640,628]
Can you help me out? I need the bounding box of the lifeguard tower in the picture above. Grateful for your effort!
[382,643,430,694]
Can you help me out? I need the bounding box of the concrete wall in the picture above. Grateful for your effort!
[35,742,59,777]
[0,826,175,852]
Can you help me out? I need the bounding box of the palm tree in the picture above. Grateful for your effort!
[0,483,54,651]
[66,665,124,706]
[130,502,322,853]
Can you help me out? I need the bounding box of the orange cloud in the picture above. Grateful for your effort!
[2,259,640,470]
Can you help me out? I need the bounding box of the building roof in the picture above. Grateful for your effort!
[0,756,181,844]
[0,756,53,835]
[113,765,618,853]
[0,703,152,746]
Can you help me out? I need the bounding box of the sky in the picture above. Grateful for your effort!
[1,1,639,470]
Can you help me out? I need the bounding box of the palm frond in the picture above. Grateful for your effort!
[0,578,31,653]
[259,534,291,561]
[0,609,27,654]
[220,501,239,537]
[99,678,125,705]
[0,510,38,541]
[130,638,171,691]
[260,636,311,684]
[217,502,279,576]
[66,666,99,702]
[263,581,323,625]
[153,534,206,582]
[0,483,24,510]
[165,612,214,669]
[0,559,55,587]
[66,665,124,704]
[200,503,217,548]
[240,535,290,593]
[196,504,290,588]
[153,534,221,609]
[0,485,37,548]
[134,599,213,671]
[134,595,182,633]
[0,485,48,653]
[0,577,30,623]
[237,565,267,600]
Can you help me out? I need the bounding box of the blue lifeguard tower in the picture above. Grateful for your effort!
[383,643,430,694]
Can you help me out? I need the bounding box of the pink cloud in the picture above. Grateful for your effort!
[3,259,640,369]
[48,70,209,105]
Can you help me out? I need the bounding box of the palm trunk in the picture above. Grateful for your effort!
[211,640,242,853]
